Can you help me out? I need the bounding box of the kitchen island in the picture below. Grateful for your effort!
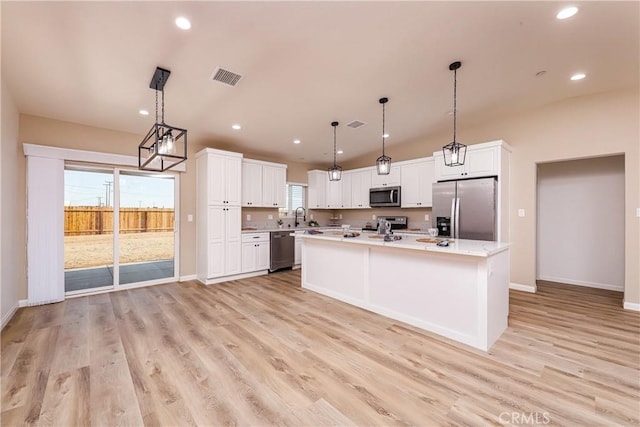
[301,232,510,351]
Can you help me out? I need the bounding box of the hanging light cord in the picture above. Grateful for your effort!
[381,101,386,156]
[333,125,337,166]
[161,83,165,124]
[453,67,457,143]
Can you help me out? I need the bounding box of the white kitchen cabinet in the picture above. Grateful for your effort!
[351,169,372,209]
[196,148,243,284]
[262,164,286,208]
[307,170,327,209]
[242,159,287,208]
[326,178,343,209]
[400,157,435,207]
[203,151,242,205]
[241,160,263,207]
[294,231,304,267]
[340,172,353,209]
[370,167,401,188]
[241,232,270,273]
[206,206,242,278]
[434,144,499,181]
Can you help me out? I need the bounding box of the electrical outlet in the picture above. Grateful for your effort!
[518,209,525,217]
[310,214,314,220]
[268,214,273,220]
[637,208,640,218]
[339,214,343,219]
[424,214,429,221]
[372,214,376,220]
[246,214,251,221]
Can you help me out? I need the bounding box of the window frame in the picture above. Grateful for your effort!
[279,182,307,218]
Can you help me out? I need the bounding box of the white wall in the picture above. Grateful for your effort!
[537,156,625,291]
[1,78,21,327]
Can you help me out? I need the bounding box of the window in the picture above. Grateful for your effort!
[280,183,306,217]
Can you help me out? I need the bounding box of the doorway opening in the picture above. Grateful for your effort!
[536,155,625,293]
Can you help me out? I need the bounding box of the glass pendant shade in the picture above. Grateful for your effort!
[327,121,342,181]
[442,141,467,167]
[376,154,391,175]
[328,165,342,181]
[139,67,188,172]
[376,97,391,175]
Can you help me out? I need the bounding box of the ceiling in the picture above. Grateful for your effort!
[2,1,638,166]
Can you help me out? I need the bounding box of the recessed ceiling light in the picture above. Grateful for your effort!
[556,6,578,20]
[175,16,191,30]
[293,139,301,144]
[337,150,344,154]
[232,124,242,130]
[570,73,586,81]
[383,133,389,139]
[139,109,149,116]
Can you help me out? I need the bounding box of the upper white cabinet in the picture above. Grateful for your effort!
[202,150,242,206]
[340,172,353,209]
[370,167,401,187]
[307,170,327,209]
[434,141,504,181]
[262,164,286,208]
[326,179,343,209]
[241,161,263,207]
[241,159,287,208]
[400,157,435,208]
[351,169,371,209]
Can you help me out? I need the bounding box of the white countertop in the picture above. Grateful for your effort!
[301,231,510,257]
[241,227,341,234]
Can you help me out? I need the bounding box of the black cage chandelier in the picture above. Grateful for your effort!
[442,61,467,167]
[138,67,188,172]
[327,121,342,181]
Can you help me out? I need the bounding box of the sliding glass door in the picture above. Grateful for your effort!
[117,171,175,285]
[64,167,115,293]
[64,165,178,294]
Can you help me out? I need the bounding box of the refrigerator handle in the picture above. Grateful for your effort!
[450,198,456,238]
[455,197,461,239]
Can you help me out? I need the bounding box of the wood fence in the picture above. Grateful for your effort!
[65,207,174,236]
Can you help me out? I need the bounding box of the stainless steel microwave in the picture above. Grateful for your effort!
[369,186,401,207]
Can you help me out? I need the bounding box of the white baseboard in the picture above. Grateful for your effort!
[623,301,640,311]
[179,274,197,282]
[18,299,28,307]
[537,275,624,292]
[510,282,537,293]
[1,301,19,330]
[199,270,268,285]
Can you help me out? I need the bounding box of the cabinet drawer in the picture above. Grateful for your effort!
[241,232,270,243]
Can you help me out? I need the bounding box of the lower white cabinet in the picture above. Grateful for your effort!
[241,232,270,273]
[206,206,242,279]
[294,234,303,266]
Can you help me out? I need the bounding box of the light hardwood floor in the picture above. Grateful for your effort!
[2,272,639,426]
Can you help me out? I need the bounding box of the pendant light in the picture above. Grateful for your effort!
[442,61,467,167]
[138,67,188,172]
[327,121,342,181]
[376,97,391,175]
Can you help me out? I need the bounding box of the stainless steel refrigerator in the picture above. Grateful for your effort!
[432,177,497,241]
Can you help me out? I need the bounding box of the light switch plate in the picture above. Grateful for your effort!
[339,214,343,219]
[424,214,429,221]
[246,214,251,221]
[636,208,640,217]
[518,209,525,217]
[310,214,314,220]
[187,214,193,222]
[268,214,273,220]
[372,214,376,220]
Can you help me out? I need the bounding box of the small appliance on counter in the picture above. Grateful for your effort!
[375,216,408,232]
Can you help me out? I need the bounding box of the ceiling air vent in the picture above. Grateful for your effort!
[346,120,366,129]
[211,67,243,87]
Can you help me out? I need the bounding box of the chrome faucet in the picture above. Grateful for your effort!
[294,207,306,227]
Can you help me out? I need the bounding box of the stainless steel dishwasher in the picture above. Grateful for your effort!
[269,230,295,272]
